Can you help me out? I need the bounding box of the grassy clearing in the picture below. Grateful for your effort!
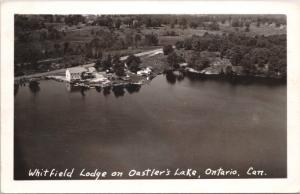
[140,53,168,74]
[141,25,224,46]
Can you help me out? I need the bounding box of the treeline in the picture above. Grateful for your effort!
[15,15,85,31]
[88,15,286,32]
[15,14,286,32]
[175,33,286,77]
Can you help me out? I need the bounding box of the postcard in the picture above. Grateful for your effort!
[1,0,300,193]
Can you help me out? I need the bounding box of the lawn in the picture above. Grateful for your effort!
[140,53,168,74]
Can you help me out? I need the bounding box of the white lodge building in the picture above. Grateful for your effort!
[66,67,87,82]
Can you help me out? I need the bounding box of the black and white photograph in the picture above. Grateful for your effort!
[1,0,300,193]
[13,14,287,180]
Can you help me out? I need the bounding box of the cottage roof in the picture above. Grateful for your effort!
[67,67,87,74]
[87,67,96,72]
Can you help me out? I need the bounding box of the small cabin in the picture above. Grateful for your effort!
[137,67,152,76]
[66,67,87,82]
[87,67,96,73]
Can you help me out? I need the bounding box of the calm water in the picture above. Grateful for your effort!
[14,74,287,179]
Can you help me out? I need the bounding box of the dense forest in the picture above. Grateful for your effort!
[172,33,286,77]
[14,14,286,78]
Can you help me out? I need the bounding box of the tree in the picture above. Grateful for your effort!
[102,54,112,71]
[245,23,250,32]
[232,19,241,27]
[175,41,184,49]
[48,27,61,40]
[63,42,70,54]
[125,33,134,47]
[39,29,48,41]
[134,34,142,48]
[89,37,105,58]
[208,21,220,31]
[187,51,210,71]
[190,22,198,29]
[225,65,233,75]
[250,48,271,66]
[126,55,141,73]
[275,22,281,28]
[29,81,40,95]
[167,52,180,69]
[17,32,31,42]
[112,55,125,76]
[144,33,159,46]
[145,17,153,27]
[65,15,85,26]
[163,45,174,55]
[15,15,43,31]
[256,18,261,27]
[225,46,245,66]
[179,18,188,30]
[208,42,219,52]
[183,38,193,50]
[114,18,122,29]
[151,18,162,27]
[145,17,161,27]
[132,19,141,29]
[75,45,83,55]
[245,26,250,32]
[170,22,175,29]
[240,53,254,74]
[54,43,61,56]
[27,47,42,70]
[94,58,103,70]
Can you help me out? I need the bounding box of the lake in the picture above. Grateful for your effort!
[14,73,287,179]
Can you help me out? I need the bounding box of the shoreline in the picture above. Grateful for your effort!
[184,71,286,82]
[15,68,286,89]
[166,68,286,83]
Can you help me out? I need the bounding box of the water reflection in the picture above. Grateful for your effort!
[95,86,102,93]
[66,83,82,93]
[80,87,87,97]
[165,71,176,84]
[65,82,143,98]
[14,84,19,96]
[112,85,125,98]
[29,81,40,95]
[125,84,141,94]
[57,72,287,100]
[173,71,184,82]
[167,70,287,87]
[65,83,89,97]
[103,86,111,97]
[165,70,185,84]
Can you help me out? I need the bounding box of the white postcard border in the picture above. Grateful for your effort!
[1,0,300,193]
